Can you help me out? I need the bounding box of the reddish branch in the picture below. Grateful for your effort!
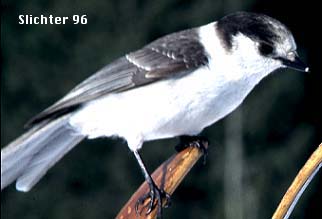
[115,143,208,219]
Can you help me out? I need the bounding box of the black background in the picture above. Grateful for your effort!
[1,0,321,218]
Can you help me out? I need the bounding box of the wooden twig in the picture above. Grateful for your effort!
[115,143,208,219]
[272,143,322,219]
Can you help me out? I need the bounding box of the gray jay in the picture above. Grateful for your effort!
[1,11,308,216]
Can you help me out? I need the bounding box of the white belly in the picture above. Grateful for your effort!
[68,22,272,151]
[70,68,217,145]
[69,64,261,151]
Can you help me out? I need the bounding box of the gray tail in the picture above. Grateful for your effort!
[1,115,85,192]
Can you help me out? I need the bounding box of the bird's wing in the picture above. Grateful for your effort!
[26,28,209,127]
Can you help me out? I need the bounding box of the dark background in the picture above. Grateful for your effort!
[1,0,321,218]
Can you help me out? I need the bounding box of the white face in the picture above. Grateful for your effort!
[215,12,308,74]
[229,33,284,76]
[229,27,307,77]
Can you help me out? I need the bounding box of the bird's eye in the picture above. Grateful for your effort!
[259,42,274,56]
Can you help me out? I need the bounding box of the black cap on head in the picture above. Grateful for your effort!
[216,12,285,52]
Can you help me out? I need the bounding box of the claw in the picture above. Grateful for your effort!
[163,192,171,208]
[176,136,209,164]
[135,182,171,218]
[190,139,208,164]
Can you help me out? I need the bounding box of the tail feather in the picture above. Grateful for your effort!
[1,115,85,191]
[16,128,83,192]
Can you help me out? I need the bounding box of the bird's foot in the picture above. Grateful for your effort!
[135,181,171,218]
[175,135,209,164]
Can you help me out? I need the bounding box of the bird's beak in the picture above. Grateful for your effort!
[279,52,309,72]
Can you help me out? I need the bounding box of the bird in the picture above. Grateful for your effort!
[1,11,308,217]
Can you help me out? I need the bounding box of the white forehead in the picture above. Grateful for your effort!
[268,18,297,53]
[276,30,297,55]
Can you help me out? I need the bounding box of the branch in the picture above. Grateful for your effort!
[115,143,208,219]
[272,143,322,219]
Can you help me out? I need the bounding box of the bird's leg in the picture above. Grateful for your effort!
[133,150,171,218]
[175,135,209,164]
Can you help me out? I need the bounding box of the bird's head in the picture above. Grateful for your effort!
[216,12,309,75]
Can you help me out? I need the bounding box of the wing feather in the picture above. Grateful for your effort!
[26,28,208,127]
